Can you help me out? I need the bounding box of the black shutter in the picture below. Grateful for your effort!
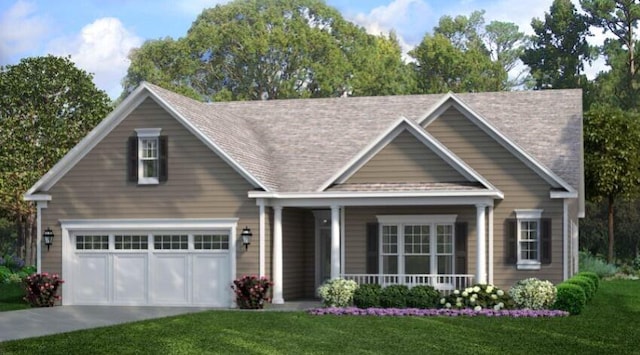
[127,136,138,182]
[159,135,168,182]
[366,222,379,274]
[505,219,517,264]
[541,218,552,264]
[455,222,468,274]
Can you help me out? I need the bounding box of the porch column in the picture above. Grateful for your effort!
[476,204,487,284]
[487,205,494,285]
[330,205,341,279]
[272,206,284,304]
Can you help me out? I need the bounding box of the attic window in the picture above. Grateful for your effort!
[128,128,168,185]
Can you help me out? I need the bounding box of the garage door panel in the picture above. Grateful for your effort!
[114,254,147,304]
[193,254,230,306]
[74,254,109,304]
[151,254,189,304]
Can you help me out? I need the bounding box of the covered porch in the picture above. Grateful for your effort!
[250,191,500,304]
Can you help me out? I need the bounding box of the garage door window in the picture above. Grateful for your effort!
[154,235,188,250]
[115,235,148,250]
[194,234,229,250]
[76,235,109,250]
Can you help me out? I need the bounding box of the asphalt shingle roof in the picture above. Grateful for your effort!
[146,83,582,193]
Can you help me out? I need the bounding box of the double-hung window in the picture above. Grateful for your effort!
[129,128,168,185]
[515,209,542,270]
[378,215,457,276]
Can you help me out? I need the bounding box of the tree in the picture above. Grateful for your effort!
[122,0,413,101]
[0,55,111,264]
[485,21,527,87]
[521,0,592,90]
[409,33,506,93]
[582,0,640,109]
[584,104,640,262]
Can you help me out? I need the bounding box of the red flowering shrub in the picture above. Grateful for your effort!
[23,272,64,307]
[231,275,272,309]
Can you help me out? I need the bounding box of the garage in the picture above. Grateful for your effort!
[60,219,237,307]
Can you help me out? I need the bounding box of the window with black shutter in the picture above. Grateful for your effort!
[128,128,168,185]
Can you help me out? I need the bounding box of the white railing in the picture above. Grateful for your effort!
[341,274,474,294]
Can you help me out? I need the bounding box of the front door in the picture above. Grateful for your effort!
[314,211,332,289]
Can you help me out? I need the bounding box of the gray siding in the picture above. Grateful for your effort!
[426,107,564,287]
[347,130,466,184]
[41,98,265,278]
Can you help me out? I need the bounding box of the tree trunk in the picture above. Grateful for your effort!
[16,212,37,266]
[608,195,615,263]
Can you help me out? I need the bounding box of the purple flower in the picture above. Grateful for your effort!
[307,307,569,318]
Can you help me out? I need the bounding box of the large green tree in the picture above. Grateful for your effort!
[584,104,640,262]
[521,0,592,90]
[410,11,508,93]
[582,0,640,109]
[122,0,413,101]
[0,55,111,264]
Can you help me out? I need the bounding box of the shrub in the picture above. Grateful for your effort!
[553,283,586,315]
[565,276,594,301]
[579,251,617,278]
[231,275,272,309]
[380,285,410,308]
[0,255,25,273]
[353,283,381,308]
[440,284,514,311]
[406,285,440,309]
[509,278,557,310]
[23,272,64,307]
[576,271,600,291]
[633,256,640,271]
[0,265,11,284]
[317,278,358,307]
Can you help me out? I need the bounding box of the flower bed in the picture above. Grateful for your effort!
[308,307,569,318]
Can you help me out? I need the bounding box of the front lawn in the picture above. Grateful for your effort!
[1,280,639,354]
[0,283,28,312]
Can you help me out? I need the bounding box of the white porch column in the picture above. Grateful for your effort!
[272,206,284,304]
[475,204,487,284]
[259,199,266,278]
[487,205,494,285]
[36,201,48,274]
[330,205,341,279]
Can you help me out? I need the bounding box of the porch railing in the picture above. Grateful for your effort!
[341,274,474,294]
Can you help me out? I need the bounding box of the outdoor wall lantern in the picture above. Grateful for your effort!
[241,226,253,251]
[43,227,54,251]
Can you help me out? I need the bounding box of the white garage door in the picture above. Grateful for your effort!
[69,232,232,307]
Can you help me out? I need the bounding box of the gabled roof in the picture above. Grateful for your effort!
[26,83,583,207]
[318,116,503,198]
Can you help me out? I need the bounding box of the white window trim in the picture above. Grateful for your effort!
[376,215,457,275]
[135,128,162,185]
[515,209,542,270]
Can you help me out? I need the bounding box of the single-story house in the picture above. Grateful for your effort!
[24,82,583,307]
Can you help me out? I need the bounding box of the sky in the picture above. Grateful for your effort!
[0,0,610,98]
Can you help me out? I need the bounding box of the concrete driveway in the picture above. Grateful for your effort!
[0,306,212,342]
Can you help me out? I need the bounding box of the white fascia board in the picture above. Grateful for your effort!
[418,93,578,196]
[255,196,495,208]
[25,84,151,198]
[249,190,503,199]
[23,194,52,201]
[550,191,578,199]
[59,218,239,231]
[147,85,270,192]
[317,116,408,192]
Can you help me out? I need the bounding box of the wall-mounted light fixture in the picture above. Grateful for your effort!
[43,227,54,251]
[240,226,252,251]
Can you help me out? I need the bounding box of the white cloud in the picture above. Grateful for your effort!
[47,17,143,98]
[0,0,52,63]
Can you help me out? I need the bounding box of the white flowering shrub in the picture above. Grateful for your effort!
[317,278,359,307]
[439,284,514,311]
[509,278,557,310]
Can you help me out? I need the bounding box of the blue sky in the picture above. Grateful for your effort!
[1,0,602,98]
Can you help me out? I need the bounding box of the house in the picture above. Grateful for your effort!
[24,82,584,307]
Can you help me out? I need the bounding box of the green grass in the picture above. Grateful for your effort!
[1,280,639,354]
[0,283,28,312]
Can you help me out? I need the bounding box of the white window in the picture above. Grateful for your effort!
[135,128,162,184]
[515,209,542,270]
[377,215,456,276]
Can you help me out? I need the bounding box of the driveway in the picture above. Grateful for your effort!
[0,306,212,342]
